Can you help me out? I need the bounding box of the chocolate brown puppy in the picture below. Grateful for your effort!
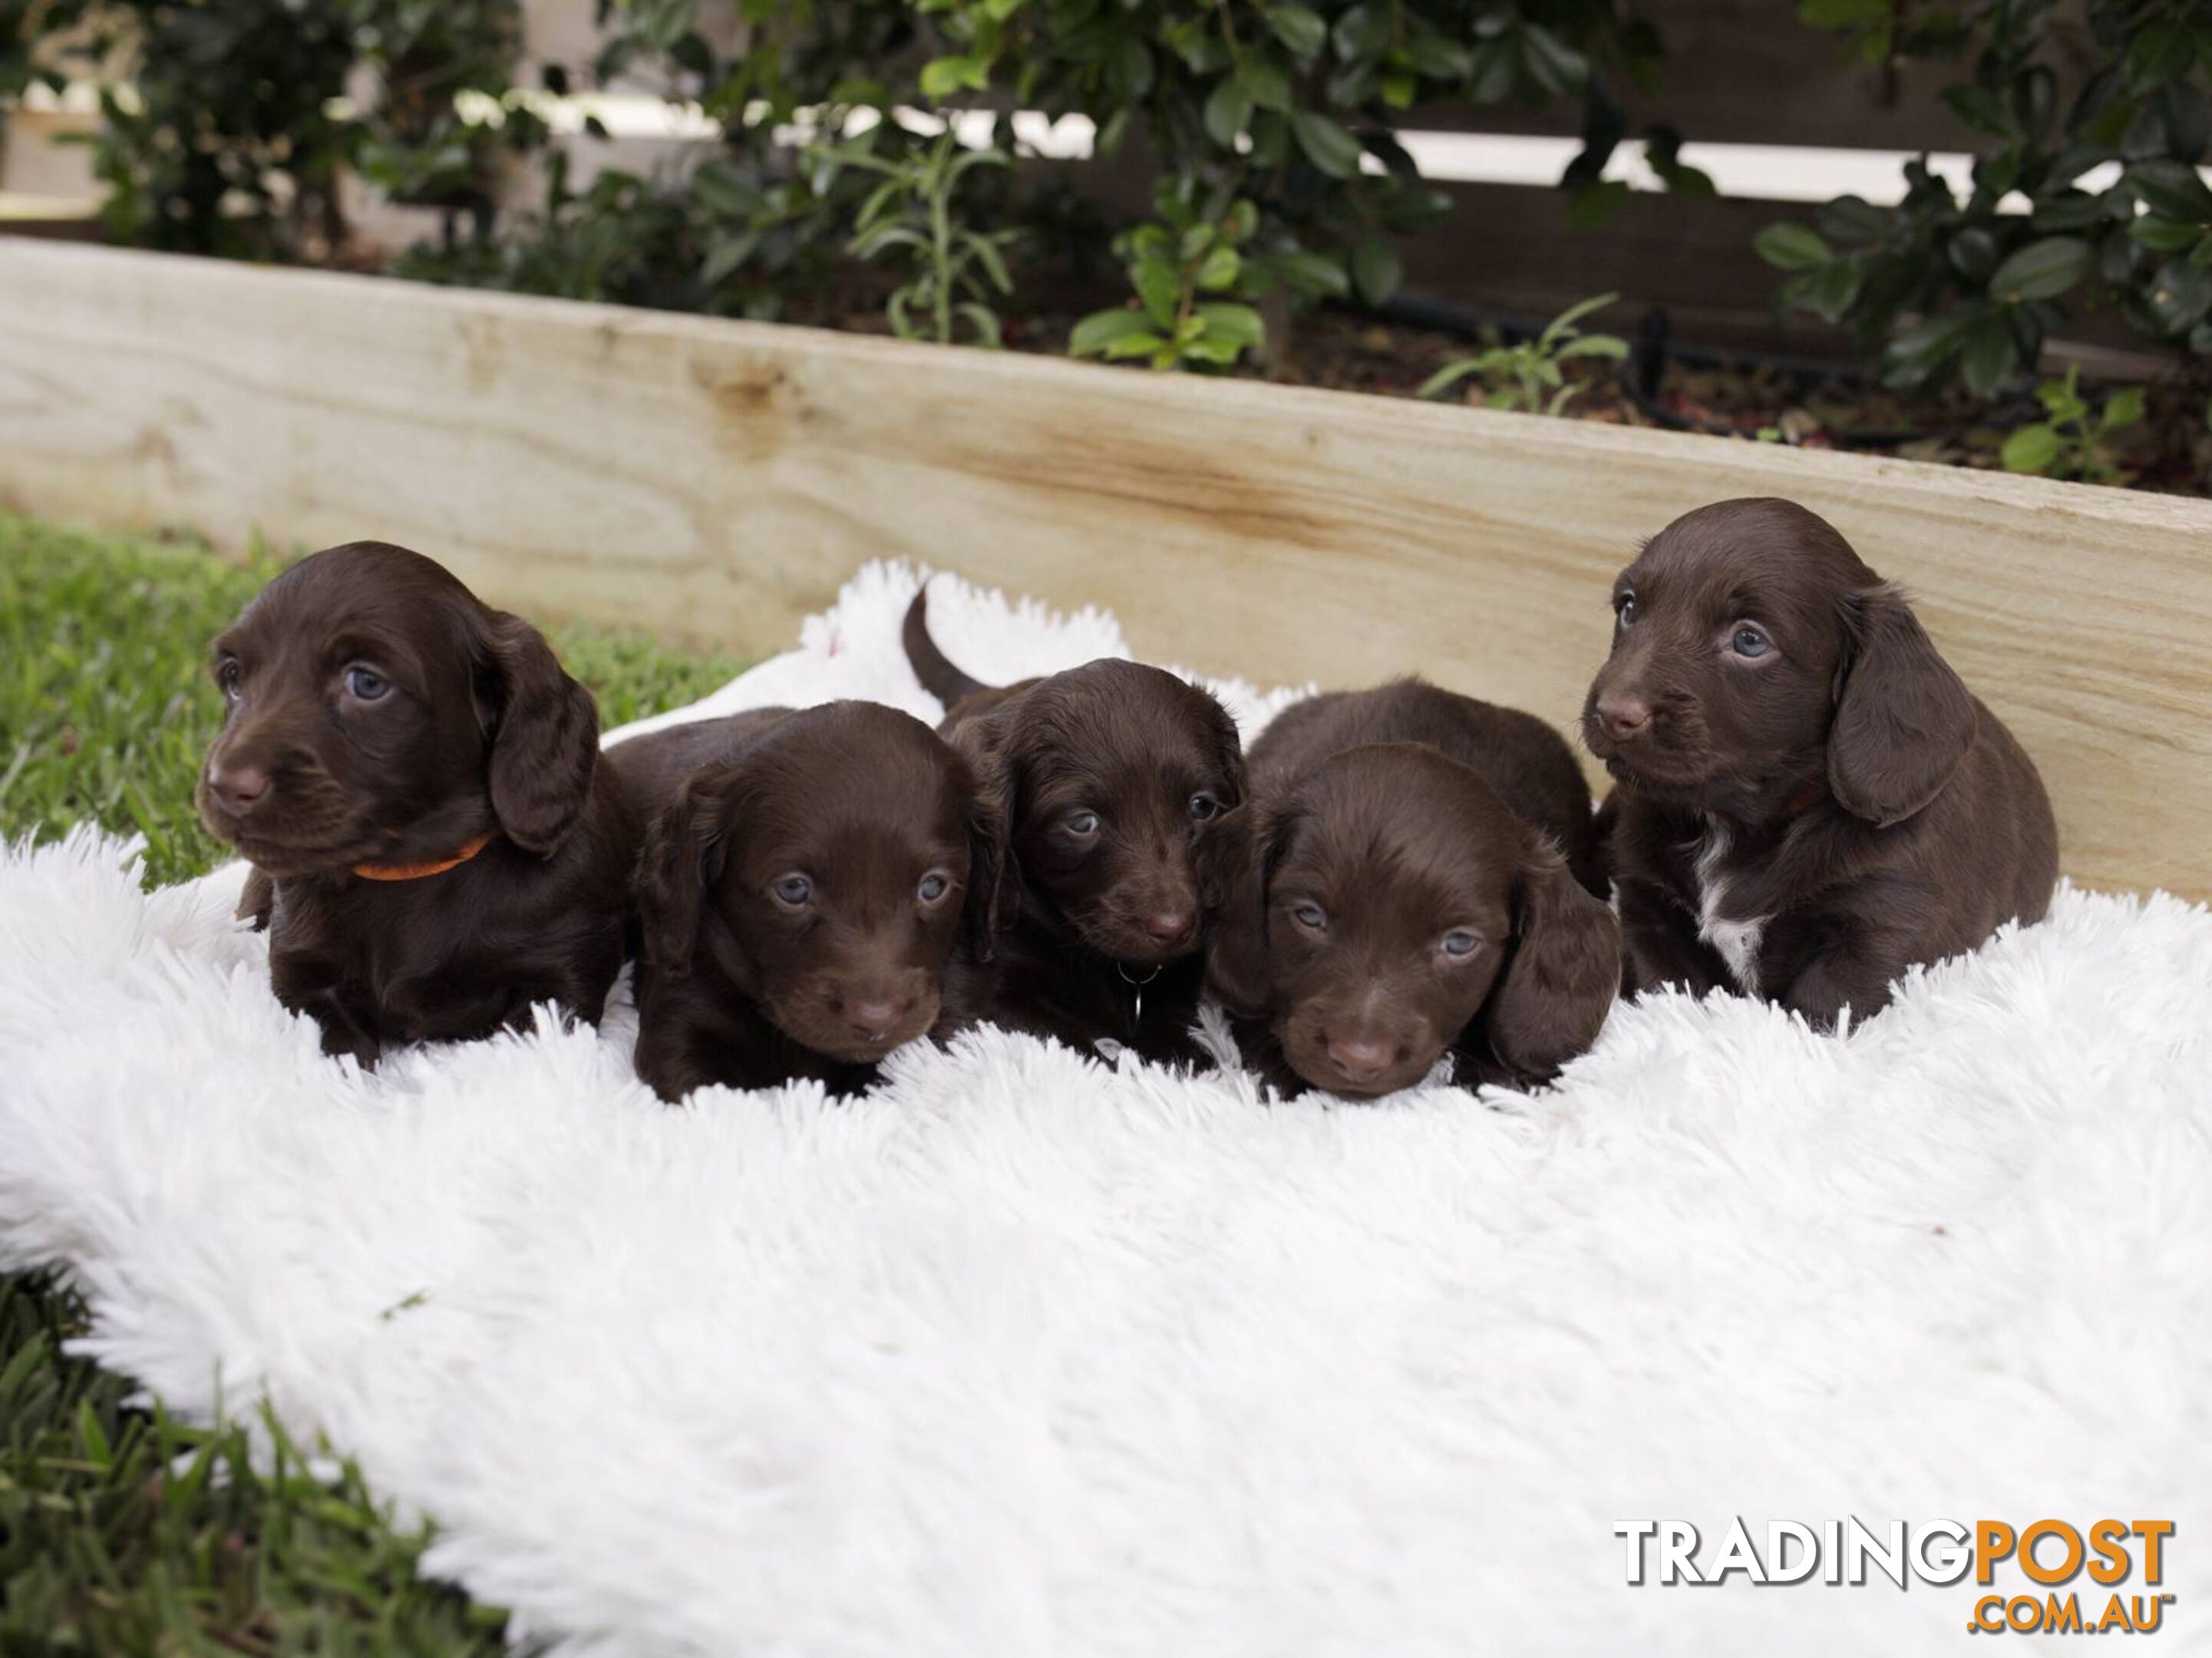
[902,586,1244,1067]
[198,542,636,1064]
[1582,497,2058,1028]
[612,702,1002,1101]
[1204,680,1619,1098]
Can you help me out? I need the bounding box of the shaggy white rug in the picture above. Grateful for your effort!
[2,564,2207,1656]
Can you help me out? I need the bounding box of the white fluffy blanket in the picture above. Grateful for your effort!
[2,565,2206,1655]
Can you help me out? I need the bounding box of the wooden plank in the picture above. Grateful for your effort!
[1,239,2207,899]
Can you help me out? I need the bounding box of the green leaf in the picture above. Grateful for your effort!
[1942,83,2010,137]
[1553,333,1629,361]
[1946,226,1999,281]
[2126,25,2196,93]
[919,55,987,98]
[1108,330,1173,362]
[1988,236,2094,302]
[1539,291,1619,345]
[2130,215,2206,253]
[2128,159,2212,223]
[1263,249,1352,299]
[1816,194,1890,245]
[1132,256,1182,328]
[2148,257,2212,335]
[691,160,762,220]
[2000,422,2062,474]
[1883,311,1974,383]
[1517,24,1587,97]
[701,230,762,285]
[1959,314,2019,398]
[1195,245,1243,291]
[1203,78,1253,149]
[1332,3,1389,63]
[2100,385,2147,433]
[1193,302,1266,348]
[1382,70,1417,109]
[1416,358,1487,399]
[1222,200,1260,244]
[1755,222,1834,272]
[1288,110,1365,179]
[1236,59,1293,112]
[1264,5,1327,62]
[1070,308,1158,355]
[956,302,1005,347]
[1351,237,1402,306]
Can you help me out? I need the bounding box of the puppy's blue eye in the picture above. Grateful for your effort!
[218,659,243,700]
[772,875,812,907]
[1616,594,1636,625]
[1731,626,1771,659]
[1441,930,1481,958]
[1188,793,1221,821]
[345,666,390,700]
[1293,903,1327,931]
[1066,811,1100,837]
[916,872,949,903]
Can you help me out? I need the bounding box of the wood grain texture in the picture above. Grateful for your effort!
[2,239,2207,897]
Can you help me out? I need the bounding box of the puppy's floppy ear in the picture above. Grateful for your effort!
[1197,799,1283,1021]
[1486,844,1621,1083]
[475,609,600,855]
[957,765,1016,961]
[637,768,739,981]
[1829,583,1976,827]
[1206,693,1249,811]
[946,704,1025,959]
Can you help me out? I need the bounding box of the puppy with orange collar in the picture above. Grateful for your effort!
[199,542,637,1064]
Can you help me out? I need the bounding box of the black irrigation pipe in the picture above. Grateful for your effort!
[1362,292,1969,450]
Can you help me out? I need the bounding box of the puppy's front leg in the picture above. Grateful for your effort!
[1614,879,1728,999]
[1778,950,1900,1032]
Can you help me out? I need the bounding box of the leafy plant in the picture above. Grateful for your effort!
[1999,365,2148,483]
[1758,0,2212,395]
[819,128,1020,345]
[1071,179,1267,370]
[8,0,536,261]
[562,0,1701,366]
[1416,291,1629,412]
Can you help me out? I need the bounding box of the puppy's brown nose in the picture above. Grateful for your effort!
[1326,1036,1394,1086]
[844,996,912,1042]
[1596,692,1652,740]
[206,759,270,817]
[1144,910,1194,945]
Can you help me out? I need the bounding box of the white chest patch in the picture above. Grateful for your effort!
[1694,824,1769,995]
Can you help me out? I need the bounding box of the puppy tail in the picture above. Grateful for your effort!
[902,583,990,709]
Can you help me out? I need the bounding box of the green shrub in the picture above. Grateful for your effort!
[440,0,1704,367]
[1758,0,2212,395]
[3,0,539,261]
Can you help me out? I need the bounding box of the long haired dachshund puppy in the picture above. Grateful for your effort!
[611,702,1004,1100]
[1582,497,2058,1026]
[903,586,1244,1067]
[1204,680,1619,1098]
[198,542,636,1064]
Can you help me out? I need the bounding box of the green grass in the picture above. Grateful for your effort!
[0,514,744,1650]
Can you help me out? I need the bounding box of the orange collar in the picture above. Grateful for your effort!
[352,832,494,883]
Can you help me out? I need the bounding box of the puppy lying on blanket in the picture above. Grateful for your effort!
[609,702,1002,1101]
[902,586,1243,1068]
[198,543,636,1064]
[1583,497,2058,1026]
[1203,681,1620,1098]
